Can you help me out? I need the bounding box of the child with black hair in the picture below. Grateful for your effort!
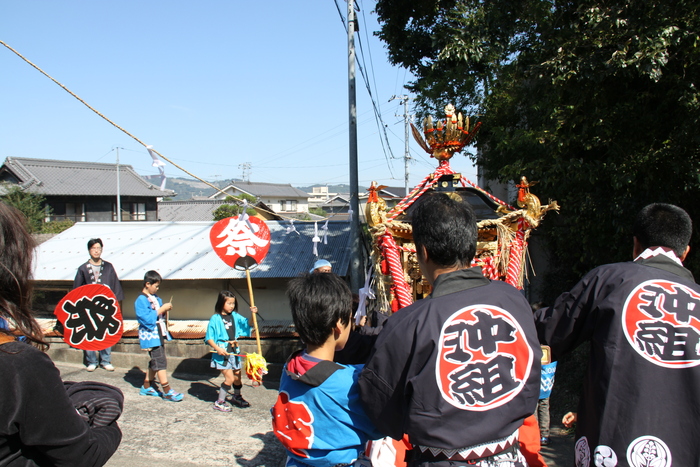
[136,270,182,402]
[205,290,256,411]
[272,272,381,466]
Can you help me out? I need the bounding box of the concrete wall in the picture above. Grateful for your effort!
[121,277,292,320]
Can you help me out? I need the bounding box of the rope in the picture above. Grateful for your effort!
[387,161,455,221]
[460,176,516,211]
[378,232,413,308]
[0,39,340,224]
[505,218,528,289]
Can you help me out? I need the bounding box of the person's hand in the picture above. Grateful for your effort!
[251,306,258,314]
[359,315,367,327]
[562,412,577,428]
[158,302,172,315]
[216,347,228,356]
[231,340,238,349]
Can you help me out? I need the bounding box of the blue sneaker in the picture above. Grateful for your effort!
[162,389,183,402]
[139,386,161,397]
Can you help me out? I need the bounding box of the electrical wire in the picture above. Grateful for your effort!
[0,39,346,223]
[333,0,397,177]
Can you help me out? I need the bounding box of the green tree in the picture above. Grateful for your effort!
[376,0,700,298]
[309,207,327,217]
[42,219,75,234]
[0,185,48,233]
[213,194,258,221]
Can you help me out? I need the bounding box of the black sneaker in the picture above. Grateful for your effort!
[230,394,250,408]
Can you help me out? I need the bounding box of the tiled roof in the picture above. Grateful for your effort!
[0,157,174,197]
[214,182,309,199]
[158,199,231,222]
[321,195,350,207]
[33,220,352,281]
[158,200,284,222]
[380,186,408,198]
[359,186,407,199]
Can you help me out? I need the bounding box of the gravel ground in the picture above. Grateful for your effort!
[54,360,574,467]
[54,361,286,467]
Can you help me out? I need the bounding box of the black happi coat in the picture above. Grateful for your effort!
[359,268,541,450]
[73,260,124,301]
[536,255,700,466]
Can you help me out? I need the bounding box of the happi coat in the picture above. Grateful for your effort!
[359,268,541,457]
[536,252,700,466]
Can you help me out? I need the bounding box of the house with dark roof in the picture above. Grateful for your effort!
[211,181,309,216]
[360,185,407,209]
[0,157,174,222]
[157,199,282,222]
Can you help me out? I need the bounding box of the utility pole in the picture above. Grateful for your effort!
[391,95,413,196]
[115,147,122,223]
[348,0,362,292]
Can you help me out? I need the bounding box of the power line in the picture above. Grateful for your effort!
[333,0,396,178]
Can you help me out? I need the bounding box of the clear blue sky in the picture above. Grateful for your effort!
[0,1,478,191]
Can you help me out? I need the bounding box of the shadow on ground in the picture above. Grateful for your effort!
[123,367,145,388]
[172,357,219,380]
[187,381,219,402]
[235,431,286,466]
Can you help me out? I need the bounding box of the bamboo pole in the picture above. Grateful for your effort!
[245,267,262,355]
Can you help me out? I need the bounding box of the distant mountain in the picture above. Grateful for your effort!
[161,177,240,201]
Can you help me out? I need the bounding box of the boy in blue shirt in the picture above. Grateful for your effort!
[272,273,381,466]
[135,270,183,402]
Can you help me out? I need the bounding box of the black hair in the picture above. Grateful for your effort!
[143,270,162,286]
[87,238,103,250]
[214,290,238,314]
[633,203,692,257]
[0,203,47,349]
[412,192,477,268]
[286,272,352,347]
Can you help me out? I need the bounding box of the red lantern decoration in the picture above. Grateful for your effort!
[210,215,271,269]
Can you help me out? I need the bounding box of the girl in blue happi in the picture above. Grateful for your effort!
[205,291,256,411]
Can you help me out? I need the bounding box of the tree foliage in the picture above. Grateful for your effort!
[309,207,327,217]
[213,194,259,222]
[0,185,47,233]
[376,0,700,298]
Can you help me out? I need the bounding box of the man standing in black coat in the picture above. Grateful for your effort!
[74,238,124,372]
[359,193,541,467]
[536,203,700,466]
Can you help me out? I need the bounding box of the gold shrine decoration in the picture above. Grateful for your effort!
[411,104,482,161]
[364,104,559,312]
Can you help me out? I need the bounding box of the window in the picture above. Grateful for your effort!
[64,203,86,222]
[281,200,297,212]
[112,202,147,221]
[131,203,146,221]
